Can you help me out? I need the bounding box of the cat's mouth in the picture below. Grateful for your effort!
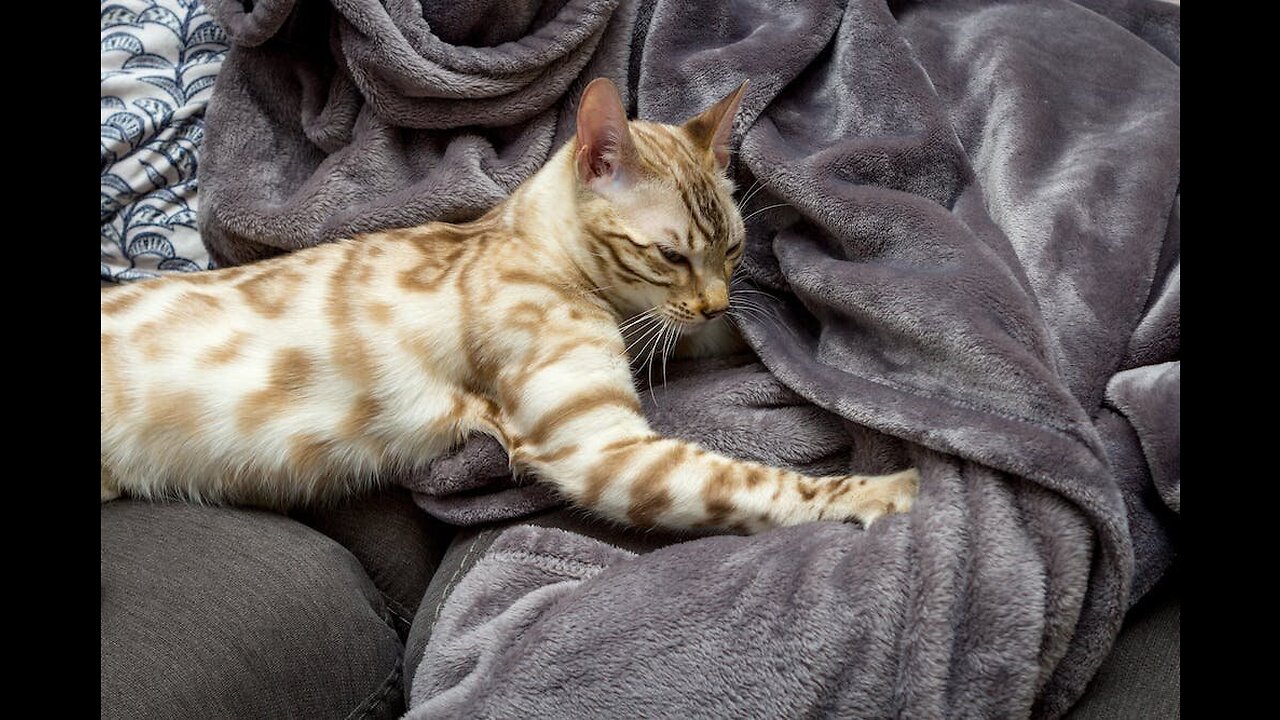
[663,306,701,325]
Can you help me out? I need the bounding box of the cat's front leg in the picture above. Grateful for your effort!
[495,339,918,533]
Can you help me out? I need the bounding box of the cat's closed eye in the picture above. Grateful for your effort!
[659,247,687,264]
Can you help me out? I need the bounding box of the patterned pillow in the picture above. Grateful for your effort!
[100,0,228,284]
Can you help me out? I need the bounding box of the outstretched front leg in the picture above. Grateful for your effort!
[491,321,918,534]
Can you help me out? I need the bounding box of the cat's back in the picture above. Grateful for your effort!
[99,224,491,415]
[101,241,353,385]
[99,212,608,508]
[100,239,360,324]
[101,242,354,474]
[99,228,492,506]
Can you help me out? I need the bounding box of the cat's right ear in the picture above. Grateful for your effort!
[575,78,637,191]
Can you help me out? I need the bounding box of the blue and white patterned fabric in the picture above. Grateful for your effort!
[101,0,228,283]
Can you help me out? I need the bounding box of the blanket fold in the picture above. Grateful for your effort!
[198,0,1179,716]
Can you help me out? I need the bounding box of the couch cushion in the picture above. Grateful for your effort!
[102,500,404,719]
[1065,565,1180,719]
[291,487,455,638]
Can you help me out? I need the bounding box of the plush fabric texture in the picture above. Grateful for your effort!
[198,0,1180,717]
[401,506,703,706]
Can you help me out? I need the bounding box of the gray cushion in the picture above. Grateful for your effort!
[292,487,455,638]
[101,500,405,719]
[1066,566,1180,719]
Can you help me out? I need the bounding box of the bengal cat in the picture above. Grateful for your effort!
[100,78,918,533]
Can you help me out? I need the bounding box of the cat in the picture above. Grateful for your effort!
[100,77,918,533]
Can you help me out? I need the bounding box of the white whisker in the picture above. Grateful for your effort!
[660,320,683,390]
[733,297,777,315]
[741,202,791,223]
[736,179,763,209]
[624,319,666,358]
[737,178,762,208]
[728,284,786,328]
[619,309,659,335]
[640,318,670,405]
[634,316,666,363]
[619,307,660,331]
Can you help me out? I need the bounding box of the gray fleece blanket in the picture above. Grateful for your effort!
[199,0,1180,717]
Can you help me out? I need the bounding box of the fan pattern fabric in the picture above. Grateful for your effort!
[100,0,227,283]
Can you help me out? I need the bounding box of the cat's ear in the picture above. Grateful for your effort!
[575,78,637,190]
[683,79,749,170]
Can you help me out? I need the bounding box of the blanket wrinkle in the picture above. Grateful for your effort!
[198,0,1179,717]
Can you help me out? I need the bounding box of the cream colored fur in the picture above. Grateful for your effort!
[100,78,917,532]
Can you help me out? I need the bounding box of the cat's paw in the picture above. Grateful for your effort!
[843,467,919,528]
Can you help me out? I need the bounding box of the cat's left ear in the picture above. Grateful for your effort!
[683,79,749,170]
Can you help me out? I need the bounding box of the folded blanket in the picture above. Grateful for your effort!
[198,0,1180,717]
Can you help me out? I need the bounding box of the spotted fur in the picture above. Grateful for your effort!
[100,78,918,532]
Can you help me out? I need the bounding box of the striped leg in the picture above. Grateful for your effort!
[498,339,918,533]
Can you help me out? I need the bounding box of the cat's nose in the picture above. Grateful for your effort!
[701,281,729,319]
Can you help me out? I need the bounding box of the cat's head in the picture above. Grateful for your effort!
[571,77,748,326]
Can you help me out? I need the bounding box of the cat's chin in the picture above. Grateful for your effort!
[672,317,746,359]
